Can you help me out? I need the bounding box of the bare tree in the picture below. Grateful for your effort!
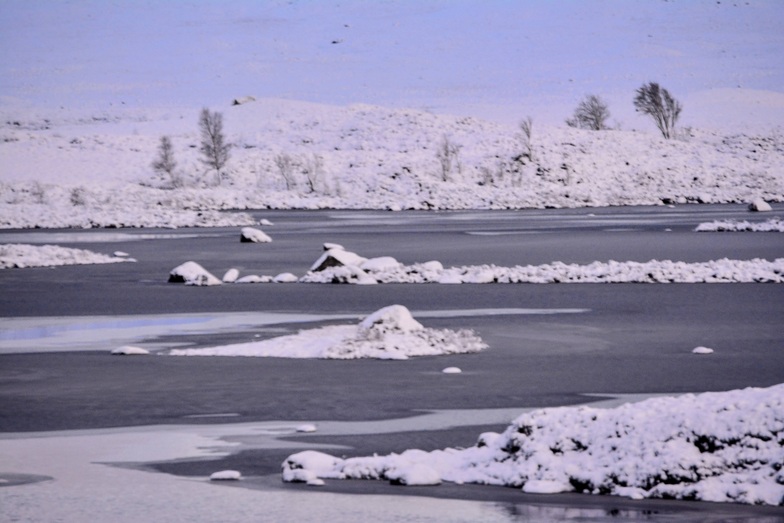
[519,116,534,160]
[435,135,462,182]
[303,154,324,193]
[152,135,181,188]
[633,82,682,139]
[198,108,230,184]
[274,153,297,190]
[566,95,610,130]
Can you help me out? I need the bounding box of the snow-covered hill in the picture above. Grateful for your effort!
[1,99,782,228]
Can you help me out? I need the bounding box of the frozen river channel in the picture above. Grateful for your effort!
[1,205,783,521]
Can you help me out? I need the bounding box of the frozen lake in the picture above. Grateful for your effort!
[1,205,783,521]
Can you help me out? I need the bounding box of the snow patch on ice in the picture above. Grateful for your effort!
[692,346,715,355]
[696,218,784,232]
[0,243,136,269]
[209,470,242,481]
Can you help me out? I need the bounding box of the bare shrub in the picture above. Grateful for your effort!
[199,108,231,184]
[566,95,610,130]
[436,135,462,182]
[519,117,534,160]
[274,153,297,190]
[70,186,86,206]
[633,82,682,139]
[303,154,324,193]
[30,181,46,204]
[152,135,182,188]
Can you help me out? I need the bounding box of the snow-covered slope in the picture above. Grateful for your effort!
[1,100,782,228]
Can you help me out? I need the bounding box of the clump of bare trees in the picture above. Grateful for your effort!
[566,95,610,130]
[633,82,682,139]
[436,135,462,182]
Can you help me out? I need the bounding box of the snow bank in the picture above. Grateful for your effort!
[303,248,784,284]
[696,218,784,232]
[169,305,486,360]
[283,384,784,506]
[0,243,135,269]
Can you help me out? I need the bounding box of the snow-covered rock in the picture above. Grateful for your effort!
[282,384,784,506]
[240,227,272,243]
[209,470,242,481]
[273,272,298,283]
[296,424,317,433]
[235,274,271,284]
[110,346,150,356]
[168,261,222,286]
[748,198,773,212]
[442,367,462,374]
[222,268,240,283]
[692,346,715,354]
[358,305,423,334]
[309,247,367,272]
[169,305,487,360]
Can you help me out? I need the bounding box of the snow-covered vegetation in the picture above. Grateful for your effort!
[0,243,135,269]
[169,305,487,360]
[283,384,784,506]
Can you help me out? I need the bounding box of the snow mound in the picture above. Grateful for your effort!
[0,243,136,269]
[748,199,773,212]
[309,247,368,272]
[273,272,298,283]
[282,384,784,505]
[209,470,242,481]
[222,268,240,283]
[296,424,317,433]
[692,346,715,355]
[696,218,784,232]
[110,346,150,356]
[168,261,222,286]
[169,305,487,360]
[442,367,462,374]
[240,227,272,243]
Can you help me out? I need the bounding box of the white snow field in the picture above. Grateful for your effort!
[169,305,487,360]
[0,243,135,269]
[283,384,784,506]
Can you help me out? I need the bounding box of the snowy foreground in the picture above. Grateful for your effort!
[169,305,486,360]
[0,243,134,269]
[171,245,784,285]
[283,384,784,506]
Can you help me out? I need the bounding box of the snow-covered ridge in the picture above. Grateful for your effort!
[0,243,135,269]
[1,99,783,228]
[283,384,784,506]
[696,218,784,232]
[169,305,486,360]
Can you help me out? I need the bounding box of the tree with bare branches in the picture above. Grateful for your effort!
[152,135,181,188]
[633,82,682,139]
[199,108,230,184]
[566,95,610,130]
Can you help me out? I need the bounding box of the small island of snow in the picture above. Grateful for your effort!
[169,305,487,359]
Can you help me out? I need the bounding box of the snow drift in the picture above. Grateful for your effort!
[283,384,784,506]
